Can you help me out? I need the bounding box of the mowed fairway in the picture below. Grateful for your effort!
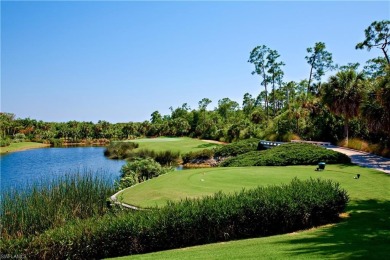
[126,137,220,154]
[115,165,390,259]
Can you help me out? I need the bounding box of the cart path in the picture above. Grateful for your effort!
[328,146,390,174]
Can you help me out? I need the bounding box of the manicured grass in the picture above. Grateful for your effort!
[118,165,388,208]
[113,165,390,259]
[126,137,220,154]
[0,142,49,154]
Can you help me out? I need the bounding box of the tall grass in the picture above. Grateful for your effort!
[1,170,115,239]
[338,138,390,158]
[104,141,139,159]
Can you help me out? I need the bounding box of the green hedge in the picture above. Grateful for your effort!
[118,158,171,190]
[1,178,348,259]
[214,138,260,158]
[221,143,351,167]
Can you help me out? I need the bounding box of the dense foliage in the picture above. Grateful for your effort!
[104,141,180,166]
[214,138,260,157]
[221,143,351,167]
[1,178,349,259]
[1,171,115,239]
[118,158,171,189]
[125,149,180,166]
[104,141,139,159]
[182,149,215,164]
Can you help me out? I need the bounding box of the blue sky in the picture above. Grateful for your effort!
[2,1,389,123]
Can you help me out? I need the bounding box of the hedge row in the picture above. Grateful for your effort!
[214,138,260,158]
[221,143,351,167]
[1,178,348,259]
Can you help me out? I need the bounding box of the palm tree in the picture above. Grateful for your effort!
[321,70,365,146]
[361,66,390,134]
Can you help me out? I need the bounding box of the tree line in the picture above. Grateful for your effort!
[1,20,389,154]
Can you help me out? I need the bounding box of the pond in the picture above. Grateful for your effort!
[0,147,126,191]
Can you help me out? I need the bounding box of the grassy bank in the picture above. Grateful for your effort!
[0,142,50,154]
[113,165,390,259]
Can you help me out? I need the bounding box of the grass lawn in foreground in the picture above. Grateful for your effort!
[125,137,221,154]
[0,142,49,154]
[113,165,390,259]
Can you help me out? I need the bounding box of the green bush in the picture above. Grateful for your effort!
[12,133,26,143]
[221,143,351,167]
[1,178,348,259]
[0,137,11,147]
[182,149,215,164]
[118,158,171,190]
[104,142,139,159]
[214,138,260,158]
[127,149,180,166]
[48,138,64,147]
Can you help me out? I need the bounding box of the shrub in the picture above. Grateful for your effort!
[48,138,64,147]
[182,149,215,164]
[1,178,348,259]
[104,142,139,159]
[124,149,180,166]
[118,158,171,190]
[0,137,11,147]
[221,143,351,167]
[12,133,26,143]
[214,138,260,158]
[155,150,181,166]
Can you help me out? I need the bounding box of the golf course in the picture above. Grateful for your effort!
[109,138,390,259]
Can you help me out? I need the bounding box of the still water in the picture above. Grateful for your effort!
[0,147,126,190]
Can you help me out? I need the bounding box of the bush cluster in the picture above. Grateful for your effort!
[182,149,215,164]
[1,178,348,259]
[126,149,180,166]
[214,138,260,158]
[104,142,139,159]
[221,143,351,167]
[0,137,11,147]
[117,158,171,190]
[12,133,26,143]
[104,142,180,166]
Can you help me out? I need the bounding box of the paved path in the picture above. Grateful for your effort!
[328,146,390,174]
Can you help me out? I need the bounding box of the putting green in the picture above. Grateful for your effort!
[118,165,389,208]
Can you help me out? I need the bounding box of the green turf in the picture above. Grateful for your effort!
[0,142,49,154]
[113,165,390,259]
[118,165,388,208]
[126,137,220,154]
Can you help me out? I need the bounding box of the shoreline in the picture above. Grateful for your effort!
[0,142,51,155]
